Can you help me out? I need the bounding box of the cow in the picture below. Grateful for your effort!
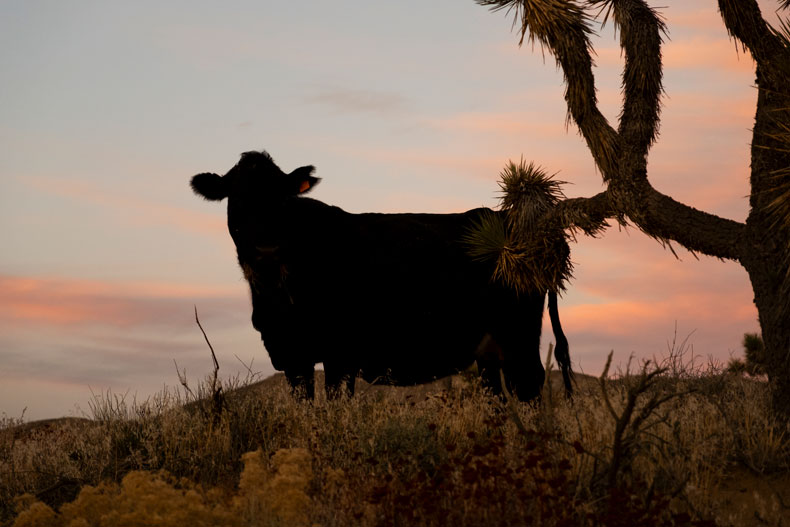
[190,150,572,401]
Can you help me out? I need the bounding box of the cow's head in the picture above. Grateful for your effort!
[191,151,320,362]
[191,150,319,204]
[191,150,320,248]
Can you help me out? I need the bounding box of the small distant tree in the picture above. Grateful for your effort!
[475,0,790,417]
[728,332,768,376]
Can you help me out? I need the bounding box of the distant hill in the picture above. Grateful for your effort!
[2,368,595,441]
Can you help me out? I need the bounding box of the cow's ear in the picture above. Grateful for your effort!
[191,173,228,201]
[290,165,320,195]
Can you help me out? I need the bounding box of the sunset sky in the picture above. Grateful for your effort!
[1,0,776,420]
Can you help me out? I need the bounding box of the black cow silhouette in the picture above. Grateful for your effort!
[191,150,571,400]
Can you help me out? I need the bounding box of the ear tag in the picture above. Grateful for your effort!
[299,180,311,193]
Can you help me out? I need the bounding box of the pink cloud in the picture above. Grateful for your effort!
[0,275,243,328]
[563,301,670,337]
[663,37,754,72]
[424,112,568,138]
[594,37,754,74]
[659,91,756,129]
[566,287,755,332]
[643,88,755,216]
[370,191,487,214]
[24,177,226,237]
[666,8,725,32]
[557,229,759,369]
[305,87,408,114]
[328,143,506,178]
[666,2,785,34]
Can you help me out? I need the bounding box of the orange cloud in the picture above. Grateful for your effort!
[663,37,754,72]
[566,290,755,335]
[666,8,725,32]
[659,91,756,129]
[0,275,244,328]
[594,37,754,74]
[666,4,785,35]
[557,229,759,364]
[563,301,669,337]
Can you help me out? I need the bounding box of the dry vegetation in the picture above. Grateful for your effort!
[2,346,790,526]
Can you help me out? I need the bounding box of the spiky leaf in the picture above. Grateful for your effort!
[464,160,573,293]
[462,210,510,263]
[498,158,566,232]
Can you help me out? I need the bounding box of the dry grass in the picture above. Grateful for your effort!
[2,348,790,526]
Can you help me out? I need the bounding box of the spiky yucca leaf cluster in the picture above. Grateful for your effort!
[464,160,572,294]
[499,158,566,233]
[476,0,592,50]
[463,210,510,264]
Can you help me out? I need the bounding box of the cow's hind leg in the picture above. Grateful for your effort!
[504,359,544,402]
[491,292,546,402]
[499,339,544,402]
[286,365,315,400]
[476,330,545,402]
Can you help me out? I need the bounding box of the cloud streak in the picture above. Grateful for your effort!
[24,177,226,238]
[0,273,269,420]
[305,87,408,114]
[553,231,759,374]
[596,37,754,74]
[0,274,244,329]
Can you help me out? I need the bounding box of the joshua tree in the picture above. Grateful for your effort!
[728,332,768,375]
[475,0,790,416]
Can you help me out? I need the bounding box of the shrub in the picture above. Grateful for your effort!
[727,332,767,377]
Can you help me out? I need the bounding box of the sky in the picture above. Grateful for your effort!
[1,0,778,420]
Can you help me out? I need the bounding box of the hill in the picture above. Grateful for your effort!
[2,365,789,526]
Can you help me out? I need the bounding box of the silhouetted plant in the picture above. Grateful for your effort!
[727,332,768,377]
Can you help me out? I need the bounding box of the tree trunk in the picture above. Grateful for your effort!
[742,63,790,417]
[746,256,790,417]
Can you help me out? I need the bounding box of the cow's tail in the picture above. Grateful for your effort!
[548,291,573,397]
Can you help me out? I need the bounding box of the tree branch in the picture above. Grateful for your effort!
[602,0,665,155]
[546,184,744,261]
[476,0,621,179]
[636,184,745,260]
[480,1,747,262]
[551,190,615,237]
[717,0,785,64]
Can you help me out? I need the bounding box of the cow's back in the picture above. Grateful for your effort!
[274,204,543,384]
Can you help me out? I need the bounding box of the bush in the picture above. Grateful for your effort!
[727,332,767,377]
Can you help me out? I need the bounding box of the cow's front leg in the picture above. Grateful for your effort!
[286,365,315,400]
[475,333,505,397]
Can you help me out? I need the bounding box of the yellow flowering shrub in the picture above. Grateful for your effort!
[11,497,58,527]
[236,448,313,527]
[11,448,315,527]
